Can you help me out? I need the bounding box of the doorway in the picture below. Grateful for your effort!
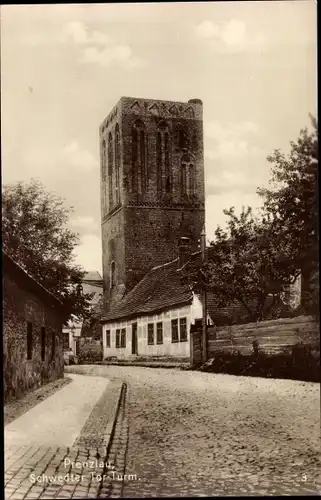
[132,322,138,355]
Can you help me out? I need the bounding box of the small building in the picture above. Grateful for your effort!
[63,271,103,355]
[100,242,296,361]
[3,251,65,403]
[101,253,213,360]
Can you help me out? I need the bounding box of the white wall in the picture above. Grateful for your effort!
[63,321,82,355]
[102,300,202,359]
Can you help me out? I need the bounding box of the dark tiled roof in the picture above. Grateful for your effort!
[83,271,103,289]
[101,258,193,323]
[100,247,289,325]
[206,294,286,325]
[3,250,63,307]
[206,294,251,325]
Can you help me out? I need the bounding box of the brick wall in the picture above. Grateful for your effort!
[3,272,64,403]
[191,316,320,365]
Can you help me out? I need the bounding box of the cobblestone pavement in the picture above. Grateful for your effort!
[67,365,321,497]
[4,378,124,499]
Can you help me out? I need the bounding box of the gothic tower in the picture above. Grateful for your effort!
[100,96,205,293]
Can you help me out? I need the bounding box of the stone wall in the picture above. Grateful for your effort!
[3,272,64,403]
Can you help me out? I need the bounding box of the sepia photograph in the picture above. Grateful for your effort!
[1,1,319,498]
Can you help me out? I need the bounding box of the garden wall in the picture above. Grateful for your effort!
[191,316,319,380]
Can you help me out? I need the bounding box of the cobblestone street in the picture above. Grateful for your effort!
[67,365,321,497]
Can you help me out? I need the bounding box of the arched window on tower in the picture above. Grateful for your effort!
[188,163,195,195]
[140,128,146,191]
[110,261,116,289]
[156,131,162,192]
[176,123,188,150]
[132,126,138,192]
[131,120,146,194]
[181,154,195,198]
[101,139,107,215]
[108,133,113,210]
[156,121,171,194]
[115,124,120,205]
[164,131,171,193]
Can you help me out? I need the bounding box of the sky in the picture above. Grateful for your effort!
[1,1,317,273]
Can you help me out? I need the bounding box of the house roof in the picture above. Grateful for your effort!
[101,258,193,323]
[83,271,103,283]
[3,250,63,307]
[100,247,286,325]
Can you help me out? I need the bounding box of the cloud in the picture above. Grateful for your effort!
[82,44,145,69]
[63,141,99,172]
[73,233,102,273]
[204,120,268,195]
[194,19,265,52]
[206,192,262,238]
[204,120,262,159]
[22,141,99,179]
[69,215,98,231]
[205,120,259,141]
[63,21,145,69]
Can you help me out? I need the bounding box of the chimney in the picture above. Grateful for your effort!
[178,236,191,268]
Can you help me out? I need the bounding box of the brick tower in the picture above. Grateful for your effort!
[100,96,205,293]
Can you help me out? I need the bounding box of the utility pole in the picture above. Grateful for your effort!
[201,225,208,364]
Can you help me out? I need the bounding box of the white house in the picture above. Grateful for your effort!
[101,257,213,360]
[63,271,103,355]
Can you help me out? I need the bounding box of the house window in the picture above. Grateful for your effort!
[180,318,187,342]
[106,329,111,348]
[147,323,154,345]
[51,330,55,360]
[121,328,126,348]
[27,322,33,360]
[115,329,120,348]
[41,326,46,361]
[171,319,179,343]
[63,331,69,350]
[156,322,163,344]
[110,261,116,289]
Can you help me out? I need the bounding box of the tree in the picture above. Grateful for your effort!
[184,207,298,322]
[183,116,318,322]
[2,179,93,323]
[257,115,318,315]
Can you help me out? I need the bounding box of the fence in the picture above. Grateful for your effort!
[191,315,319,365]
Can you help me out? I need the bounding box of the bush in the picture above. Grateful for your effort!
[200,343,320,382]
[78,341,103,364]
